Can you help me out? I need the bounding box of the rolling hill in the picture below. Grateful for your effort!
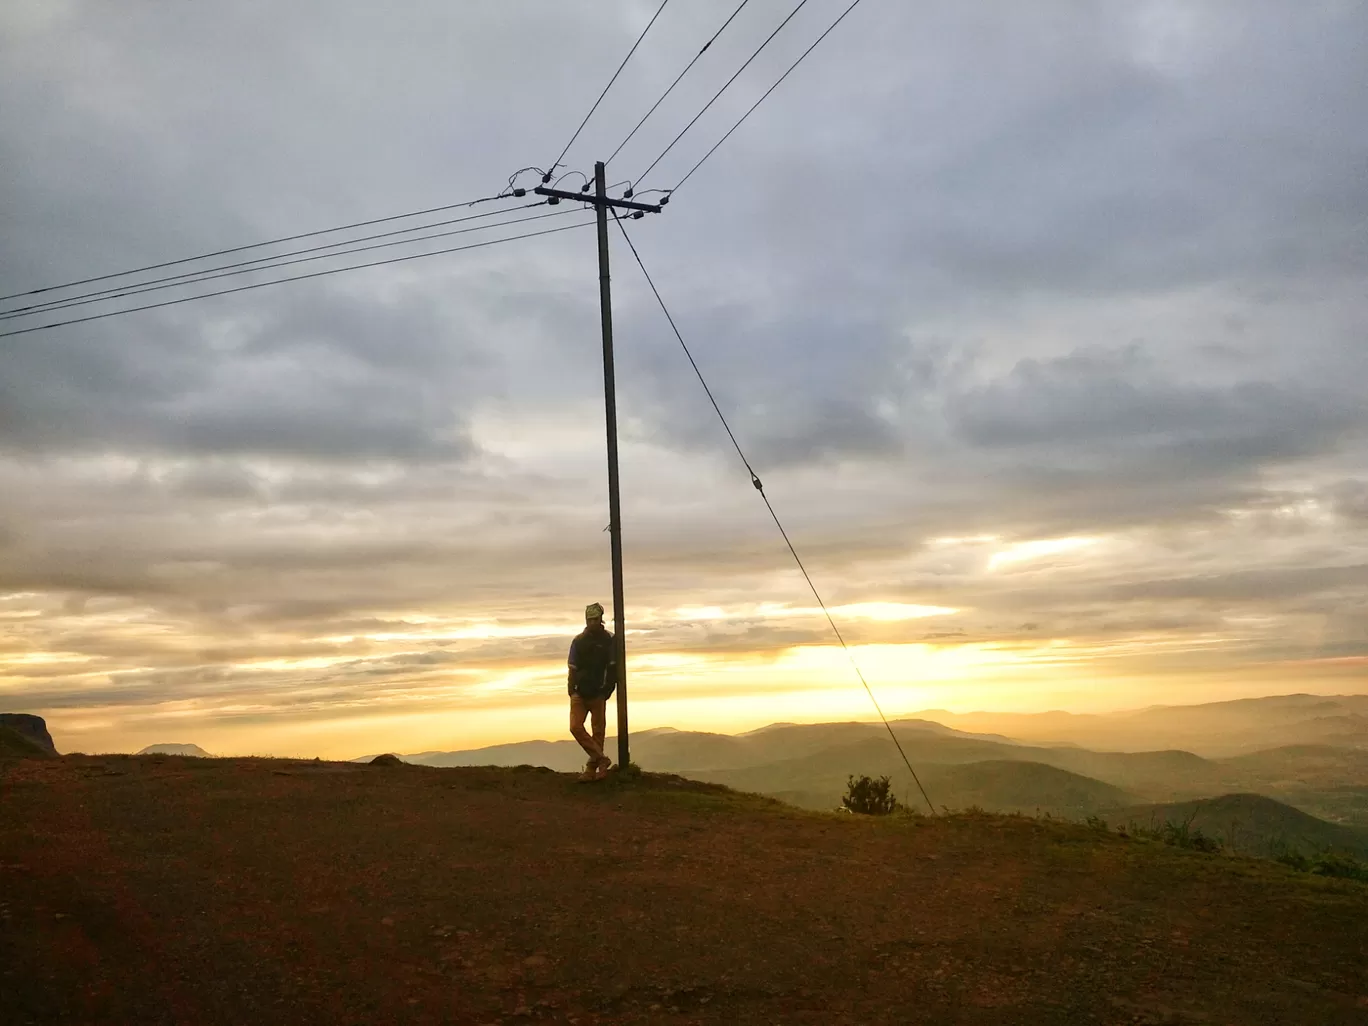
[361,703,1368,827]
[385,723,1173,818]
[1117,793,1368,858]
[387,719,1026,773]
[1216,744,1368,789]
[1210,745,1368,830]
[684,740,1141,817]
[928,760,1137,817]
[382,721,1215,791]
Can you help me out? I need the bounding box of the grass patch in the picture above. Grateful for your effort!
[1273,849,1368,882]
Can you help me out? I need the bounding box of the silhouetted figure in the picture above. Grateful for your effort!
[568,602,617,781]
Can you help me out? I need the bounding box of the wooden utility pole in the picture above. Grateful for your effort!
[535,162,661,769]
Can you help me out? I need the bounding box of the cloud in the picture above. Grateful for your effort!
[1,0,1366,753]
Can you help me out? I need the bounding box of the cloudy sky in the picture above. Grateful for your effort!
[1,1,1365,758]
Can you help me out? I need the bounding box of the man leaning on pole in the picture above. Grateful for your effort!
[567,602,617,781]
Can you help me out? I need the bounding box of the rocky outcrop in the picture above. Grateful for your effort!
[369,753,404,766]
[0,713,57,756]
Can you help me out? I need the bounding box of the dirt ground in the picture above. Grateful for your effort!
[2,754,1366,1025]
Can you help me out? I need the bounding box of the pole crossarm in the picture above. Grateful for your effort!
[534,186,662,214]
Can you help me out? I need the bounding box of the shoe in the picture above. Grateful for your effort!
[594,757,613,781]
[578,758,598,782]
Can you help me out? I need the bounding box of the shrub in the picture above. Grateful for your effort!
[842,774,899,816]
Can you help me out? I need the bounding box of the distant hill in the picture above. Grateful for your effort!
[1217,744,1368,788]
[369,721,1019,774]
[1206,744,1368,831]
[360,703,1368,825]
[914,693,1368,756]
[929,760,1137,817]
[369,722,1222,814]
[137,743,213,757]
[686,739,1143,817]
[1117,793,1368,858]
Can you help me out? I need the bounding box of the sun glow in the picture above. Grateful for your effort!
[671,601,956,623]
[988,536,1097,570]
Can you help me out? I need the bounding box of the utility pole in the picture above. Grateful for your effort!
[536,161,662,770]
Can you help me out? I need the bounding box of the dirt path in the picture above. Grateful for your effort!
[3,755,1366,1025]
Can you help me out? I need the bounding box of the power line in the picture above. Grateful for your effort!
[673,0,867,193]
[605,0,753,167]
[613,214,936,816]
[0,201,553,320]
[546,0,672,181]
[0,219,595,340]
[0,207,571,322]
[0,192,515,305]
[631,0,811,189]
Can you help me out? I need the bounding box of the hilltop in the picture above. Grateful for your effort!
[3,754,1365,1024]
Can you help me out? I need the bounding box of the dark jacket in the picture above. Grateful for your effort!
[568,627,617,700]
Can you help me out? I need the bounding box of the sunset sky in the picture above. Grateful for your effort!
[2,2,1365,759]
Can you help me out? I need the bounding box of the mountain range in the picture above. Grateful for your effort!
[911,693,1368,756]
[358,695,1368,856]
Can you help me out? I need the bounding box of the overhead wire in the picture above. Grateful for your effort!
[545,0,672,180]
[0,191,514,305]
[502,166,550,195]
[630,0,811,189]
[612,213,937,816]
[0,201,555,321]
[672,0,867,193]
[0,219,595,340]
[1,207,571,322]
[604,0,753,167]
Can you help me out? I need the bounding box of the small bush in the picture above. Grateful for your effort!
[842,774,899,816]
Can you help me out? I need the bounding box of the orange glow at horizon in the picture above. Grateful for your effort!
[23,628,1361,760]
